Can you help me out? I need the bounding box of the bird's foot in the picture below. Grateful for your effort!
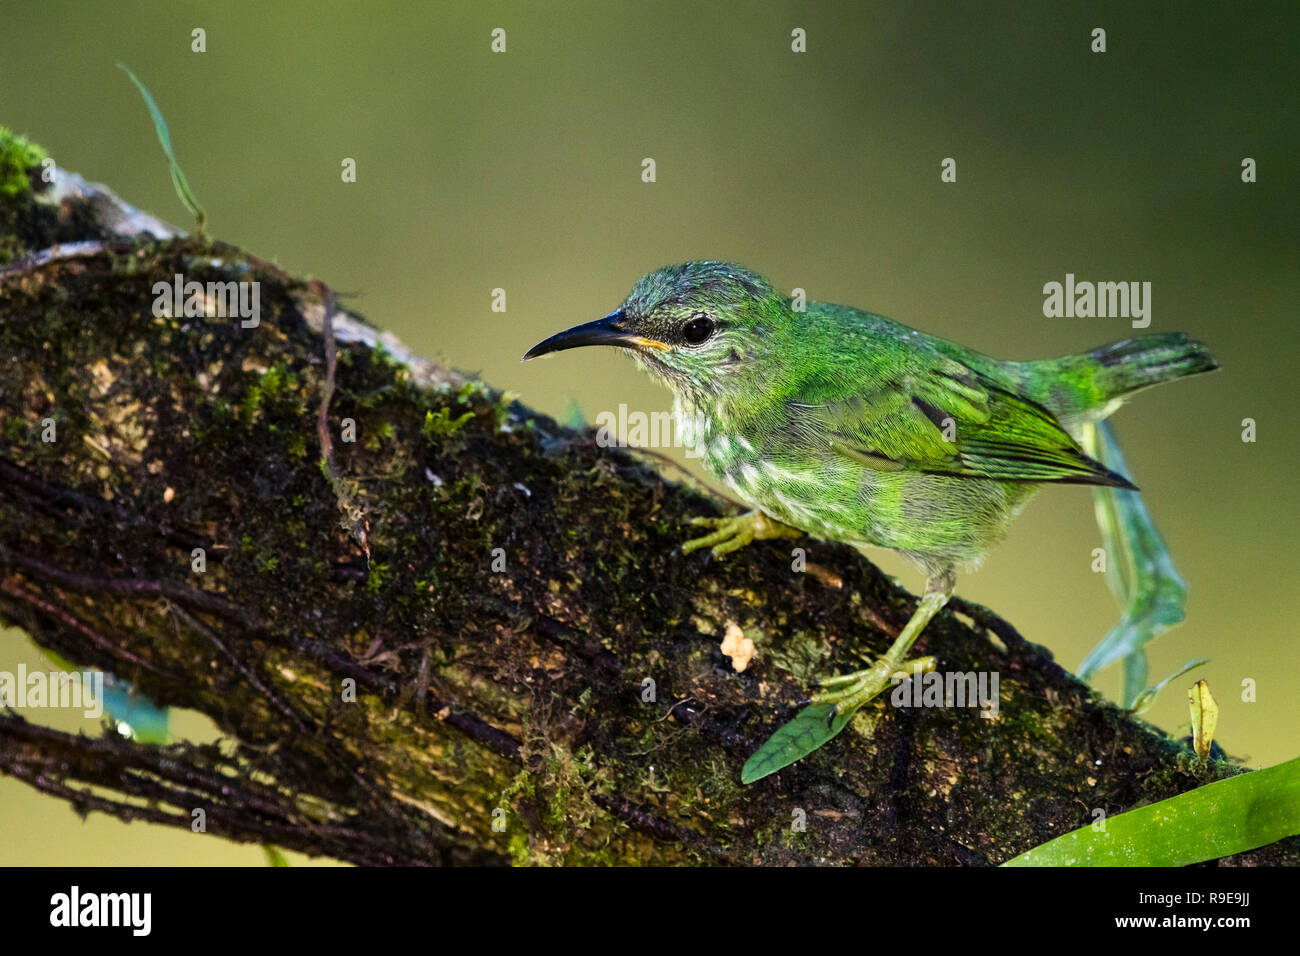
[811,654,937,720]
[681,509,801,558]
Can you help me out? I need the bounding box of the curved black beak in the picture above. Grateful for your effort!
[522,310,665,361]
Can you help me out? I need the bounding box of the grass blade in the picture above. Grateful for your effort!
[118,63,207,235]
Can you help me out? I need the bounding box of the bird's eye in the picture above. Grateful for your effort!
[682,314,715,345]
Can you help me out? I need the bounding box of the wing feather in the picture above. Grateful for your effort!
[796,358,1135,489]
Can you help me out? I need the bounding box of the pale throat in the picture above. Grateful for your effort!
[672,391,712,458]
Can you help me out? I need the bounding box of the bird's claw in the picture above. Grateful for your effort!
[681,510,800,559]
[811,655,937,719]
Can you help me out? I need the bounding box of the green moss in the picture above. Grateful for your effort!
[364,562,391,594]
[364,420,395,451]
[423,406,475,440]
[0,127,47,199]
[238,363,306,426]
[764,628,829,682]
[238,383,264,424]
[259,363,297,400]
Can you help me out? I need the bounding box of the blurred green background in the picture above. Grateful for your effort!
[1,0,1296,865]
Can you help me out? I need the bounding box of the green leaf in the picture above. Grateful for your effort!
[1121,650,1149,711]
[742,702,858,784]
[1003,755,1300,866]
[36,643,169,744]
[102,676,170,745]
[1079,421,1187,703]
[1188,678,1220,762]
[117,63,207,235]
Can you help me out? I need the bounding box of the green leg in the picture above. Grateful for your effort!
[812,568,954,716]
[682,509,802,558]
[741,567,954,783]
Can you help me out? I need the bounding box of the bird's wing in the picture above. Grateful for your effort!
[792,356,1135,488]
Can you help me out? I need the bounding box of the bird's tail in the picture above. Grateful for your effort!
[1087,333,1218,400]
[1038,332,1218,417]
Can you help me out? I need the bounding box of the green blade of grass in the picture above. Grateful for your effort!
[1130,658,1210,716]
[1003,755,1300,866]
[118,63,206,234]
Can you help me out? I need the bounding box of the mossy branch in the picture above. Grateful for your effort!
[0,129,1295,866]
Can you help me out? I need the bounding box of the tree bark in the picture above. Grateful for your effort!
[0,133,1294,866]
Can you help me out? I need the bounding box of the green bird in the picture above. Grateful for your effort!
[523,262,1216,775]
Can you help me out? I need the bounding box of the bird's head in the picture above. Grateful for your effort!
[523,262,790,404]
